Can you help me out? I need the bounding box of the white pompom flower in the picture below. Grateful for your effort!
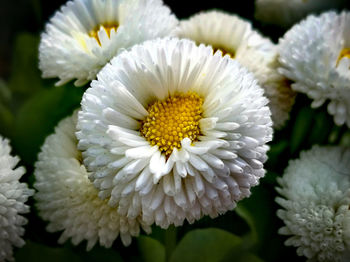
[39,0,178,86]
[255,0,347,28]
[0,136,34,262]
[77,38,273,228]
[34,112,151,250]
[279,11,350,127]
[276,146,350,262]
[176,10,295,129]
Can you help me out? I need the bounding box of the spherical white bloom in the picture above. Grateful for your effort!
[34,113,151,250]
[255,0,347,28]
[276,146,350,262]
[176,10,295,129]
[0,136,34,261]
[77,37,273,228]
[279,11,350,127]
[39,0,178,86]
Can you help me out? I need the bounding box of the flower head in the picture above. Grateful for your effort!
[255,0,347,28]
[0,136,34,261]
[77,38,273,228]
[34,113,151,250]
[279,11,350,127]
[176,10,295,129]
[39,0,178,86]
[276,146,350,262]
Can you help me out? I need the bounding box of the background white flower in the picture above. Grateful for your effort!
[34,112,151,250]
[255,0,347,28]
[279,11,350,127]
[77,37,273,228]
[0,136,34,262]
[39,0,178,86]
[176,10,295,129]
[276,146,350,262]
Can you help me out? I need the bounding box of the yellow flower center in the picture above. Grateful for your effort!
[213,45,235,58]
[337,48,350,66]
[89,23,119,46]
[140,92,204,157]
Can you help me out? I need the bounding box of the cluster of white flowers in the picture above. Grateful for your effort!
[34,112,151,250]
[39,0,178,86]
[31,0,350,259]
[176,10,295,129]
[0,136,34,261]
[276,146,350,262]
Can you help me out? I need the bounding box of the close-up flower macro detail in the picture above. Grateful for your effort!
[279,11,350,128]
[39,0,178,86]
[2,0,350,261]
[0,136,34,262]
[77,37,273,228]
[176,11,296,129]
[276,146,350,262]
[34,112,151,250]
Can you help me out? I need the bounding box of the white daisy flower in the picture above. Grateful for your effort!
[176,10,295,129]
[77,38,273,228]
[0,136,34,262]
[34,112,151,250]
[255,0,347,28]
[39,0,178,86]
[279,11,350,127]
[276,146,350,262]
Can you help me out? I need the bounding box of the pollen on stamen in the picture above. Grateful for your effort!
[140,92,204,157]
[89,22,119,46]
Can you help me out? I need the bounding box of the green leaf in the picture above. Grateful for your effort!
[307,110,332,146]
[15,241,83,262]
[8,33,42,96]
[0,102,14,137]
[222,250,265,262]
[170,228,242,262]
[78,245,123,262]
[137,236,166,262]
[12,84,84,164]
[235,186,287,262]
[290,106,315,154]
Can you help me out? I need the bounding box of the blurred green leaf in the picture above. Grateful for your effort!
[340,130,350,146]
[15,241,83,262]
[235,186,285,261]
[137,236,166,262]
[78,245,123,262]
[169,228,242,262]
[8,33,42,96]
[12,84,84,164]
[0,102,14,137]
[290,106,315,154]
[222,250,265,262]
[307,110,332,146]
[267,140,288,168]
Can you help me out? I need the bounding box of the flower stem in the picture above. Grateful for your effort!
[165,225,177,261]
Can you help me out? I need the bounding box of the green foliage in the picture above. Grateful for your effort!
[16,241,83,262]
[169,228,242,262]
[137,236,166,262]
[2,1,349,262]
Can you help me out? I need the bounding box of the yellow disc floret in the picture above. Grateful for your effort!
[336,48,350,66]
[213,45,235,58]
[89,23,119,46]
[140,92,204,157]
